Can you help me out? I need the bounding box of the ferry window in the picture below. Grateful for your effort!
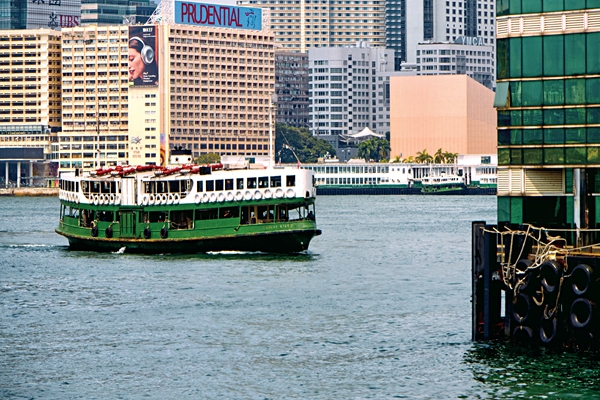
[258,176,268,188]
[81,209,93,227]
[206,180,214,191]
[169,180,181,193]
[215,179,224,191]
[219,207,239,219]
[276,205,288,221]
[197,180,204,192]
[257,205,273,222]
[98,210,114,222]
[157,181,167,193]
[225,179,234,190]
[144,181,154,194]
[92,181,101,193]
[286,175,295,187]
[270,176,282,188]
[196,208,218,220]
[147,211,166,223]
[236,178,244,190]
[101,181,111,193]
[247,177,257,189]
[81,181,89,193]
[170,210,194,229]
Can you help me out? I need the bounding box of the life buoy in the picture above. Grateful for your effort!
[570,298,593,329]
[195,193,201,205]
[105,226,113,238]
[572,264,594,296]
[143,227,151,239]
[161,193,168,205]
[264,189,272,199]
[235,191,243,201]
[286,188,295,198]
[173,193,180,204]
[218,193,225,202]
[253,190,262,200]
[91,225,98,237]
[114,194,121,205]
[275,188,284,198]
[93,194,99,206]
[98,194,104,206]
[201,193,209,203]
[160,227,168,239]
[167,193,174,205]
[142,194,149,206]
[244,191,253,201]
[227,192,234,202]
[109,193,115,205]
[209,193,217,203]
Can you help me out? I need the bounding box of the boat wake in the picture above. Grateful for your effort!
[114,247,127,254]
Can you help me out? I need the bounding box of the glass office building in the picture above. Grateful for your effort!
[495,2,600,239]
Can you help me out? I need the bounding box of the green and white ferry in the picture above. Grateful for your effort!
[56,154,321,254]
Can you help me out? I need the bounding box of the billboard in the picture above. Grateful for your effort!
[128,25,159,87]
[27,0,81,29]
[175,1,262,30]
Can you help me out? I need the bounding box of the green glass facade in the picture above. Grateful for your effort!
[496,5,600,235]
[497,0,600,16]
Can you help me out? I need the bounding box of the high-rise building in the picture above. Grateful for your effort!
[0,0,81,30]
[0,29,62,185]
[237,0,386,52]
[81,0,157,26]
[275,51,309,128]
[411,40,495,89]
[308,42,397,138]
[57,4,275,173]
[386,0,495,71]
[495,4,600,234]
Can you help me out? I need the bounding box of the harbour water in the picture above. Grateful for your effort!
[1,195,599,399]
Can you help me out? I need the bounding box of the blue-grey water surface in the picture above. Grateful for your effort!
[1,195,599,399]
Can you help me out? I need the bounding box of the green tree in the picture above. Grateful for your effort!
[443,151,458,163]
[275,123,336,163]
[433,148,444,164]
[415,149,433,163]
[357,138,390,162]
[194,153,221,164]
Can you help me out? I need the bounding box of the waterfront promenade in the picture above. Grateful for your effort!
[0,187,58,197]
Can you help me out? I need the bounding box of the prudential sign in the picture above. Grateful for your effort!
[175,1,262,30]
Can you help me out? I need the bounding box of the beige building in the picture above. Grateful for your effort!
[238,0,385,52]
[164,25,275,160]
[389,74,496,160]
[0,29,62,185]
[58,23,274,173]
[60,25,131,171]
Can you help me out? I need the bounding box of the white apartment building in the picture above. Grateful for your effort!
[412,40,495,89]
[403,0,495,66]
[238,0,386,52]
[308,42,400,138]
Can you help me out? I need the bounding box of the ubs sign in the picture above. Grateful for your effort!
[28,0,81,29]
[175,1,262,30]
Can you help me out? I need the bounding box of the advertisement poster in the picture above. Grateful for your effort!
[175,1,262,30]
[160,133,167,167]
[128,25,159,87]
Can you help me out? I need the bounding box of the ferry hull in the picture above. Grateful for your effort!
[57,229,322,254]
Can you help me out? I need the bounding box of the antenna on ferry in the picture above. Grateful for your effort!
[269,93,277,168]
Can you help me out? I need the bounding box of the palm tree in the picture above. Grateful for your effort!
[443,151,458,163]
[415,149,433,164]
[433,148,444,164]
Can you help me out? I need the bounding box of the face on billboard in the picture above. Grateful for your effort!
[128,26,159,87]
